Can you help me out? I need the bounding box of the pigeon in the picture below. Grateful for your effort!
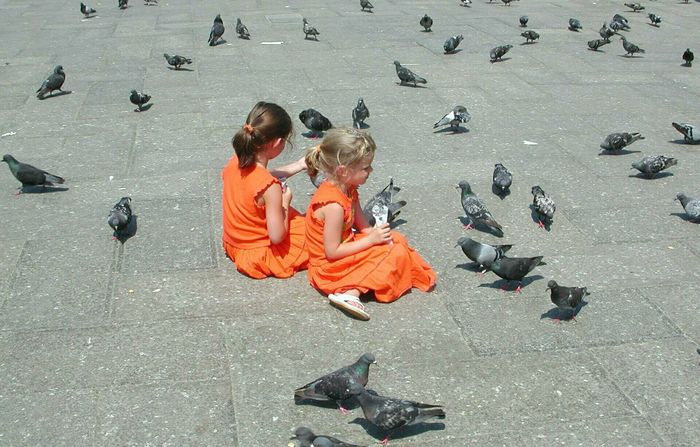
[36,65,66,99]
[294,353,376,414]
[460,0,472,6]
[130,90,151,112]
[444,34,463,54]
[625,2,645,12]
[291,427,365,447]
[620,36,645,56]
[568,18,582,32]
[531,185,555,229]
[600,132,644,152]
[362,177,407,227]
[360,0,374,12]
[457,180,503,235]
[609,20,625,33]
[521,30,539,43]
[208,14,225,46]
[675,193,700,222]
[612,14,630,30]
[303,17,320,40]
[648,13,661,26]
[519,15,528,27]
[456,237,512,274]
[393,60,427,86]
[299,109,332,138]
[352,98,369,129]
[163,53,192,70]
[631,155,677,178]
[419,14,433,32]
[2,154,65,193]
[108,197,133,239]
[683,48,694,67]
[492,163,512,197]
[501,0,518,5]
[546,280,590,322]
[118,0,128,10]
[80,2,96,17]
[587,38,611,51]
[433,106,470,132]
[599,22,616,39]
[235,18,250,39]
[144,0,158,5]
[672,122,700,143]
[490,44,512,62]
[347,382,445,446]
[489,256,544,293]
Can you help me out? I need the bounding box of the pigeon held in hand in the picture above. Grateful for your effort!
[352,98,369,129]
[547,280,590,322]
[163,53,192,70]
[519,15,528,27]
[588,38,611,51]
[235,18,250,39]
[675,193,700,222]
[683,48,693,67]
[600,132,644,152]
[2,154,64,193]
[347,382,445,446]
[362,177,406,226]
[419,14,433,32]
[303,17,320,40]
[672,122,699,143]
[621,36,645,56]
[130,90,151,112]
[360,0,374,12]
[299,109,332,138]
[631,155,677,178]
[444,34,463,54]
[393,60,427,86]
[648,13,661,26]
[118,0,128,10]
[531,185,555,229]
[492,163,512,197]
[291,427,365,447]
[456,237,512,274]
[457,180,503,235]
[80,2,96,17]
[208,14,225,46]
[625,2,645,12]
[490,256,544,293]
[521,30,539,43]
[490,44,512,62]
[294,353,376,414]
[433,106,470,132]
[36,65,66,99]
[569,18,582,31]
[108,197,133,240]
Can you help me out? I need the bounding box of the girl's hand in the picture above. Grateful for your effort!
[367,223,391,245]
[282,184,293,208]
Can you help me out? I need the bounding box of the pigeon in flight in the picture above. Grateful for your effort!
[519,15,528,27]
[672,122,699,143]
[419,14,433,32]
[2,154,65,193]
[291,427,365,447]
[546,280,590,322]
[362,177,406,227]
[675,193,700,222]
[531,185,555,229]
[360,0,374,12]
[600,132,644,152]
[625,2,645,12]
[492,163,512,197]
[587,38,610,51]
[521,30,539,43]
[457,180,503,235]
[393,60,427,86]
[303,17,320,40]
[36,65,66,99]
[130,90,151,112]
[631,155,677,178]
[163,53,192,70]
[433,106,470,132]
[683,48,694,67]
[569,18,582,32]
[209,14,225,46]
[489,256,544,293]
[352,98,369,129]
[108,197,133,240]
[80,2,96,17]
[456,237,512,274]
[444,34,463,54]
[620,36,645,56]
[299,109,332,138]
[235,18,250,39]
[648,13,661,26]
[490,44,512,62]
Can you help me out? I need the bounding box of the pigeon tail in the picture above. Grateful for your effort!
[43,173,65,184]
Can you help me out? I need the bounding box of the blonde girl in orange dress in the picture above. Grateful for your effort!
[222,102,309,279]
[304,128,436,320]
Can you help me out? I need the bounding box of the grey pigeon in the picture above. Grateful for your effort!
[621,36,645,56]
[144,0,158,5]
[521,30,539,43]
[36,65,66,99]
[631,155,677,178]
[457,180,503,235]
[208,14,225,46]
[675,193,700,222]
[612,14,630,30]
[130,90,151,112]
[433,106,470,131]
[460,0,472,6]
[163,53,192,69]
[519,15,528,27]
[625,2,645,12]
[235,18,250,39]
[419,14,433,32]
[444,34,464,54]
[588,38,611,51]
[294,353,376,414]
[531,185,555,229]
[299,109,332,138]
[490,44,512,62]
[609,20,625,33]
[569,18,582,32]
[683,48,693,67]
[489,256,544,293]
[393,60,427,86]
[546,280,590,322]
[599,22,615,39]
[600,132,644,152]
[80,2,96,17]
[360,0,374,12]
[291,427,365,447]
[672,122,700,143]
[118,0,128,9]
[648,13,661,26]
[501,0,518,5]
[2,154,64,193]
[352,98,369,129]
[492,163,512,197]
[362,177,407,227]
[108,197,133,239]
[303,17,320,40]
[347,382,445,446]
[456,237,512,274]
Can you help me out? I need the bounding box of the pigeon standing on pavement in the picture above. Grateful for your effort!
[546,280,590,322]
[108,197,133,239]
[612,14,630,30]
[360,0,374,12]
[519,15,528,27]
[588,38,611,51]
[631,155,677,178]
[208,14,225,46]
[130,90,151,112]
[648,13,661,26]
[460,0,472,6]
[600,132,644,152]
[456,237,512,274]
[118,0,128,10]
[444,34,464,54]
[621,36,645,56]
[492,163,512,197]
[299,109,332,138]
[501,0,518,5]
[362,177,407,226]
[599,22,615,39]
[291,427,365,447]
[433,106,470,132]
[80,2,96,17]
[457,180,503,235]
[625,2,645,12]
[347,382,445,446]
[531,185,555,229]
[163,53,192,70]
[235,18,250,39]
[144,0,158,5]
[569,18,582,31]
[393,60,427,86]
[36,65,66,99]
[352,98,369,129]
[672,122,699,143]
[521,30,539,43]
[683,48,694,67]
[1,154,65,193]
[303,17,320,40]
[490,44,512,62]
[489,256,544,293]
[294,353,376,414]
[419,14,433,32]
[675,193,700,222]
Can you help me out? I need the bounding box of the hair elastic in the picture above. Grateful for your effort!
[243,123,254,134]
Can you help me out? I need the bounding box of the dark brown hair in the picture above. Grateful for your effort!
[232,102,293,168]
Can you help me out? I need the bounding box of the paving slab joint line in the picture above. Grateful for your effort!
[218,322,242,447]
[0,239,29,313]
[107,241,125,320]
[205,170,221,270]
[636,288,697,344]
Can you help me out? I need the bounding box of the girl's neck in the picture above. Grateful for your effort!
[254,153,269,169]
[329,178,352,196]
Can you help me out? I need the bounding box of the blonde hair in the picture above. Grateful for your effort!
[305,127,376,178]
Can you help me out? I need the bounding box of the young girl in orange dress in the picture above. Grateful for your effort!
[304,128,436,320]
[222,101,309,279]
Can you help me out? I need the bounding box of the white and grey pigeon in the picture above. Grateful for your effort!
[568,18,582,31]
[600,132,644,152]
[36,65,66,99]
[456,237,513,274]
[235,18,250,39]
[521,30,539,43]
[621,36,645,56]
[303,17,320,40]
[531,185,555,229]
[362,177,407,227]
[419,14,433,32]
[80,2,96,17]
[648,13,661,26]
[163,53,192,69]
[360,0,374,12]
[519,15,528,27]
[433,106,470,132]
[144,0,158,5]
[444,34,464,54]
[492,163,512,197]
[631,155,677,178]
[490,44,512,62]
[393,60,427,86]
[108,197,133,239]
[352,98,369,129]
[291,427,365,447]
[208,14,225,46]
[588,38,611,51]
[547,280,590,322]
[675,193,700,222]
[460,0,472,6]
[457,180,503,235]
[672,122,700,143]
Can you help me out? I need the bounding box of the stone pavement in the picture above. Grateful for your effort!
[1,0,699,445]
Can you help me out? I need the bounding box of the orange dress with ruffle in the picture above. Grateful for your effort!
[305,182,436,303]
[221,155,308,279]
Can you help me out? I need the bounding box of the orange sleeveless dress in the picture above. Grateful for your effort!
[305,182,436,303]
[221,155,308,279]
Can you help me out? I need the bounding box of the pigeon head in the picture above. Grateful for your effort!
[118,196,132,206]
[290,426,314,442]
[357,98,364,105]
[455,236,473,248]
[2,154,17,164]
[303,17,309,24]
[531,185,544,196]
[130,89,137,95]
[298,110,307,121]
[457,180,472,193]
[359,353,376,365]
[393,60,401,67]
[55,65,64,73]
[495,163,504,169]
[546,280,558,290]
